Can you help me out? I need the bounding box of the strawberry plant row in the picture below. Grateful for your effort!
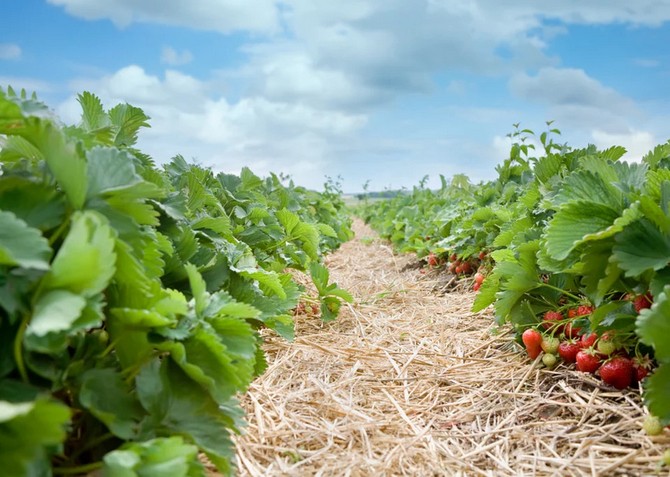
[362,125,670,429]
[0,88,353,476]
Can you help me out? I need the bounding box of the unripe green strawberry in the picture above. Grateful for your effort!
[542,353,558,368]
[643,415,663,436]
[541,336,559,354]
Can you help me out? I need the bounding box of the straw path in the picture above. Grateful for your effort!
[222,219,668,476]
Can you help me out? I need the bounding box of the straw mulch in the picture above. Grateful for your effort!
[221,219,668,476]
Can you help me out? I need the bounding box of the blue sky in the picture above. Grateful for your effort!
[1,1,669,192]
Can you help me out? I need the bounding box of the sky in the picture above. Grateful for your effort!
[1,1,669,193]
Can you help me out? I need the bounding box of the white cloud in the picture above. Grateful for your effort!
[633,58,660,68]
[0,43,21,60]
[47,0,281,34]
[161,47,193,66]
[58,65,367,189]
[0,76,52,93]
[509,67,640,133]
[592,129,657,161]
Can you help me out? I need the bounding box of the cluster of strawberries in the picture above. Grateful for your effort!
[521,296,654,390]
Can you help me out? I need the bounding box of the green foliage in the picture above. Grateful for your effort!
[0,88,353,474]
[363,124,670,424]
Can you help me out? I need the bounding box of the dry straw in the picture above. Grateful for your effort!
[208,220,669,476]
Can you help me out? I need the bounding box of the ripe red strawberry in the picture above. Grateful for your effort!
[473,282,481,292]
[564,321,581,339]
[632,355,653,382]
[580,333,597,349]
[427,253,439,267]
[576,349,601,374]
[599,356,634,389]
[633,293,652,313]
[478,251,487,260]
[577,304,594,316]
[455,265,463,274]
[461,262,472,274]
[450,253,458,262]
[542,310,564,333]
[474,272,485,285]
[558,340,581,363]
[567,307,579,319]
[522,329,542,359]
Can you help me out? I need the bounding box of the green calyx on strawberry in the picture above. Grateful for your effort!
[542,310,564,333]
[599,356,634,390]
[541,335,559,354]
[633,355,653,382]
[558,340,581,363]
[576,348,602,374]
[522,329,542,360]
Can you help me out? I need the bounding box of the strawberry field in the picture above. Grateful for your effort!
[0,88,353,476]
[1,88,670,476]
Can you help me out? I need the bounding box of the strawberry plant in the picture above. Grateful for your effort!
[0,88,353,475]
[363,122,670,423]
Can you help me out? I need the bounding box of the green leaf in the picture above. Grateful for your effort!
[643,364,670,425]
[45,211,117,297]
[37,121,88,209]
[108,103,150,147]
[103,437,205,477]
[552,170,622,209]
[77,91,110,132]
[636,286,670,362]
[612,219,670,277]
[185,263,208,316]
[79,368,143,439]
[545,201,621,260]
[0,178,66,231]
[26,290,86,338]
[0,210,51,270]
[276,209,300,235]
[0,398,70,477]
[111,308,175,329]
[86,147,162,200]
[135,359,240,476]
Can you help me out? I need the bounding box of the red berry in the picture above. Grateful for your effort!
[461,262,472,274]
[567,308,579,319]
[478,251,487,260]
[633,355,653,382]
[577,304,594,316]
[633,293,653,313]
[522,329,542,360]
[427,253,439,267]
[576,349,602,374]
[599,356,634,390]
[474,272,485,285]
[580,333,597,349]
[450,253,458,262]
[473,282,481,292]
[564,322,581,339]
[558,340,581,363]
[542,310,564,333]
